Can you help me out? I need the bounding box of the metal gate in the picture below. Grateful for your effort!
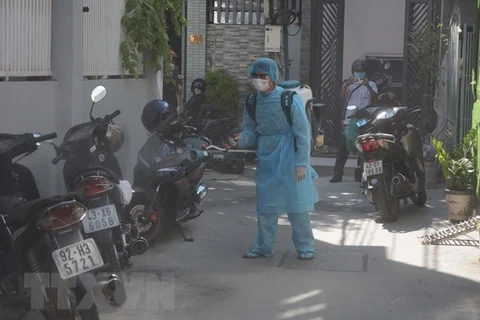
[435,4,461,150]
[458,23,476,140]
[402,0,440,137]
[310,0,345,147]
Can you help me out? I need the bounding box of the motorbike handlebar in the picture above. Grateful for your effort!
[186,145,256,163]
[104,109,121,122]
[35,132,57,143]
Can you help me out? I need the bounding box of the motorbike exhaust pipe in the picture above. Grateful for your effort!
[130,237,149,256]
[391,176,402,185]
[391,174,411,197]
[99,274,127,306]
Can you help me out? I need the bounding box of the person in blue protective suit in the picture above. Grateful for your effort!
[234,58,320,260]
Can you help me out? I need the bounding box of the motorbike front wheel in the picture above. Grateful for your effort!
[410,189,427,206]
[129,193,165,246]
[371,175,400,222]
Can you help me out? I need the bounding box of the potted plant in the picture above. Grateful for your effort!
[433,129,477,222]
[423,135,442,188]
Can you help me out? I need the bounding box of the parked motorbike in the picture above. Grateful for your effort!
[181,78,247,174]
[0,132,100,319]
[128,114,233,245]
[352,103,427,222]
[51,85,148,305]
[189,116,246,174]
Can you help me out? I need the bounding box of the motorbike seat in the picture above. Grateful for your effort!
[67,166,120,192]
[4,192,84,229]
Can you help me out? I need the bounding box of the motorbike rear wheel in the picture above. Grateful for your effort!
[226,158,245,175]
[371,175,400,222]
[101,243,121,273]
[41,279,99,320]
[129,193,165,246]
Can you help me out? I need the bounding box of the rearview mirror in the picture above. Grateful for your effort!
[91,85,107,103]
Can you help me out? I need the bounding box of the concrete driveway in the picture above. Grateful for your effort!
[98,167,480,320]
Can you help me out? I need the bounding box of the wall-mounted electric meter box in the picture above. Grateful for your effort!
[265,25,282,52]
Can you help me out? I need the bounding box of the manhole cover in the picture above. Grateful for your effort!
[281,250,368,272]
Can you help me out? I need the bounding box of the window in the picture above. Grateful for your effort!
[207,0,265,25]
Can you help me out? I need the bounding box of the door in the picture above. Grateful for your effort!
[310,0,345,148]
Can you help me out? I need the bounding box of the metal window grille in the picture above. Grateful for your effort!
[0,0,52,79]
[207,0,301,25]
[207,0,265,25]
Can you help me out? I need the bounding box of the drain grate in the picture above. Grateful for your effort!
[281,250,368,273]
[419,216,479,245]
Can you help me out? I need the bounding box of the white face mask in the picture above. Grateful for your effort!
[252,79,270,92]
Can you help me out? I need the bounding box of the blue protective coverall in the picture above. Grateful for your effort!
[238,85,320,257]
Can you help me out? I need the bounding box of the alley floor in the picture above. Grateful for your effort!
[97,166,480,320]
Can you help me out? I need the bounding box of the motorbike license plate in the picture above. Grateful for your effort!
[364,160,383,176]
[213,154,225,159]
[52,238,104,280]
[82,204,120,234]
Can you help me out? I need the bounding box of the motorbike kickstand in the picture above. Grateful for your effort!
[177,222,194,242]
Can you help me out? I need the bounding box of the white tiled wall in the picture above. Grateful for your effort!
[185,0,207,100]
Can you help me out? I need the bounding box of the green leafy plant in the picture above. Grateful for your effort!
[407,22,448,135]
[205,69,241,117]
[120,0,187,80]
[433,128,477,192]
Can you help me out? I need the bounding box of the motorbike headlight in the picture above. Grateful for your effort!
[156,166,182,178]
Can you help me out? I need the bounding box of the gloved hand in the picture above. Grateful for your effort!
[228,133,241,147]
[295,166,307,182]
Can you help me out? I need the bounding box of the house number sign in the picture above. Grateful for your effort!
[189,34,204,44]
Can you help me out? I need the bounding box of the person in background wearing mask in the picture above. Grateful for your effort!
[234,58,319,260]
[329,59,378,183]
[163,50,184,114]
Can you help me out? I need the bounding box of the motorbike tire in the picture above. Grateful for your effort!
[371,175,400,222]
[74,287,100,320]
[101,243,122,273]
[42,280,99,320]
[410,189,427,206]
[128,193,165,246]
[226,159,245,175]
